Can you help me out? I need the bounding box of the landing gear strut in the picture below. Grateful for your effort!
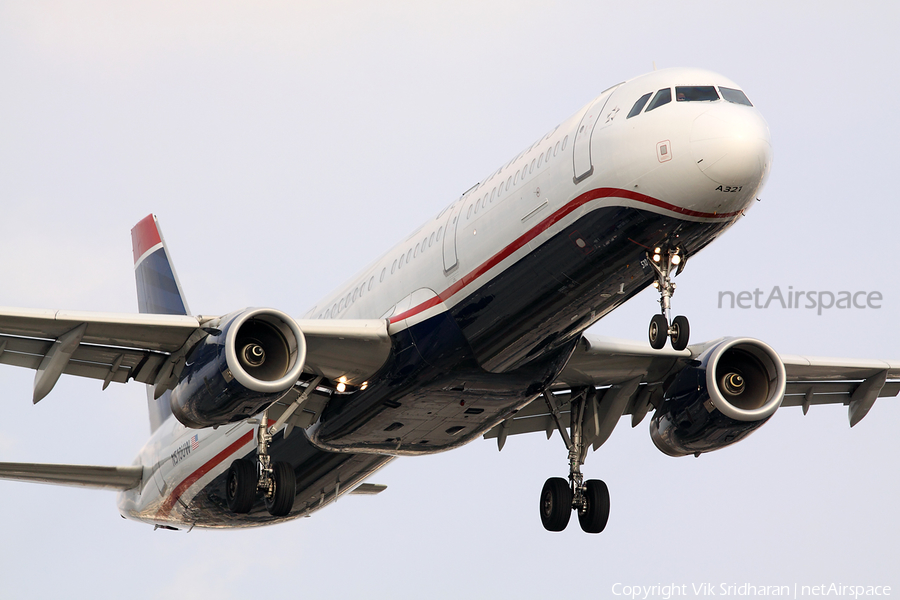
[539,389,610,534]
[647,247,690,351]
[226,412,296,517]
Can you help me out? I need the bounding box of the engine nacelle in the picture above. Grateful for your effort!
[170,308,307,429]
[650,337,785,457]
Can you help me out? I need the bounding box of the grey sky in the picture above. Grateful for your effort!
[1,2,898,598]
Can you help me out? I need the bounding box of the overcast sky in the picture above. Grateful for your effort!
[1,2,898,598]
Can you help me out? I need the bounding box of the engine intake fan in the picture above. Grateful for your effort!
[170,308,307,428]
[650,337,786,457]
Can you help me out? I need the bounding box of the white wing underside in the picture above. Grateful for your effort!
[1,307,898,457]
[0,306,392,403]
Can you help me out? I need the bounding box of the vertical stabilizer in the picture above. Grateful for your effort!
[131,214,191,316]
[131,214,189,432]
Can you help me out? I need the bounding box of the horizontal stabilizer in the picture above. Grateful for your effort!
[349,483,387,495]
[0,462,142,490]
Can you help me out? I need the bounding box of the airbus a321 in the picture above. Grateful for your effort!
[1,67,897,534]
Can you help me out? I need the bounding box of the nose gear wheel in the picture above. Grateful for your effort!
[646,247,690,351]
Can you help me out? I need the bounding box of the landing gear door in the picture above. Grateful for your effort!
[442,201,464,274]
[572,84,622,183]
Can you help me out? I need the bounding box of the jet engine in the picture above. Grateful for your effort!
[650,337,786,457]
[169,308,307,428]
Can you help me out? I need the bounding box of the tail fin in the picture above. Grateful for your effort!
[131,214,191,316]
[131,214,190,432]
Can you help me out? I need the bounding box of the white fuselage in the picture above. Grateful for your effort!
[118,67,772,528]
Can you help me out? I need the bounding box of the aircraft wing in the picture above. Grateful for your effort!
[484,334,900,450]
[0,307,391,403]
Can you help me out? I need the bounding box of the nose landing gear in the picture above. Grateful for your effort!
[647,247,690,351]
[226,412,296,517]
[539,389,611,534]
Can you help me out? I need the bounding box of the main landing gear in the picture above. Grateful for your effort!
[647,247,690,351]
[539,389,610,534]
[226,412,296,517]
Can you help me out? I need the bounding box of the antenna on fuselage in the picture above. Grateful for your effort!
[653,61,657,71]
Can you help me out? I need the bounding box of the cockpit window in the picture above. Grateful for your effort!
[627,92,652,119]
[675,86,719,102]
[645,88,671,112]
[719,86,753,106]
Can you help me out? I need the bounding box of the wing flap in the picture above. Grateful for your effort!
[0,462,143,490]
[556,334,690,388]
[782,380,900,402]
[781,354,900,381]
[297,319,391,384]
[0,334,164,389]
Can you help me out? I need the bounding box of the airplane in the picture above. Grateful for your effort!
[1,66,897,534]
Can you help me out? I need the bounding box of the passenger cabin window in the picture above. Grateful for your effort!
[627,92,652,118]
[645,88,672,112]
[719,86,753,106]
[675,86,719,102]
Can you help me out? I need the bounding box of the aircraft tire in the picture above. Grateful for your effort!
[578,479,610,534]
[670,315,690,351]
[227,459,257,514]
[649,314,668,349]
[539,477,572,532]
[265,461,297,517]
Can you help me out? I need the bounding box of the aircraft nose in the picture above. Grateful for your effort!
[690,105,772,189]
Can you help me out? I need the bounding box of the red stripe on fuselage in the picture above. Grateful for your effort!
[389,187,739,325]
[131,214,162,265]
[156,430,254,519]
[389,295,443,323]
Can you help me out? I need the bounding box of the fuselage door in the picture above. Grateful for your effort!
[572,84,622,183]
[442,201,465,274]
